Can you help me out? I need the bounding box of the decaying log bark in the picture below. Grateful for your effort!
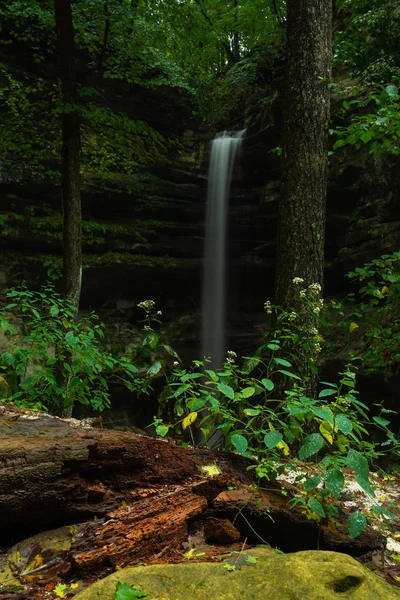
[0,403,251,539]
[0,402,387,587]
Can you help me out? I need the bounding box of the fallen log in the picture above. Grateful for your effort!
[0,403,251,541]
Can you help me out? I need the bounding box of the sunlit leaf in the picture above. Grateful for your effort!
[182,411,197,429]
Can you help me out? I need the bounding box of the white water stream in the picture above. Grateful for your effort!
[202,130,245,368]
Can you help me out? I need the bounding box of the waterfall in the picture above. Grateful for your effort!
[202,130,245,369]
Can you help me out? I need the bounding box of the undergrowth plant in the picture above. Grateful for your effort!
[0,284,147,413]
[326,251,400,374]
[148,281,399,538]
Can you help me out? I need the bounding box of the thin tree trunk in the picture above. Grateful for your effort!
[54,0,82,417]
[55,0,82,309]
[274,0,332,393]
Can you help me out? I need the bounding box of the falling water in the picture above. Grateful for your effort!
[202,130,245,368]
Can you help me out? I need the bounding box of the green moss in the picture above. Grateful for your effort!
[74,548,400,600]
[83,252,177,268]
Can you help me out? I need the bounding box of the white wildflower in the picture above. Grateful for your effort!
[143,325,151,331]
[157,310,162,316]
[226,350,237,363]
[308,283,322,298]
[299,289,307,298]
[264,300,272,314]
[293,277,304,285]
[138,300,156,311]
[314,343,322,353]
[288,311,297,322]
[173,361,179,367]
[313,306,321,315]
[309,326,318,336]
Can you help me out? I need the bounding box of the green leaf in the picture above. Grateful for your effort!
[355,476,375,497]
[348,511,367,539]
[50,305,59,317]
[20,375,36,389]
[205,369,218,382]
[189,397,208,411]
[2,352,15,365]
[304,475,321,491]
[335,414,353,435]
[246,555,257,564]
[318,388,337,398]
[242,357,261,374]
[156,424,169,437]
[278,369,301,380]
[239,386,255,398]
[307,498,325,518]
[273,357,292,367]
[261,378,274,391]
[324,468,344,499]
[244,408,261,416]
[115,581,148,599]
[299,433,325,460]
[385,84,398,99]
[147,361,162,376]
[65,330,79,345]
[144,332,159,348]
[264,430,283,449]
[217,383,234,399]
[231,434,248,454]
[162,344,180,359]
[267,343,280,351]
[373,416,390,427]
[181,372,203,382]
[346,449,369,481]
[311,407,334,424]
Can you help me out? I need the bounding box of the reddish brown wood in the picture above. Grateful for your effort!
[0,404,251,539]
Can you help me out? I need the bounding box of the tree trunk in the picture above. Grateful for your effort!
[54,0,82,417]
[54,0,82,309]
[274,0,332,310]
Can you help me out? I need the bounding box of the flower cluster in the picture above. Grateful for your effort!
[138,300,155,312]
[226,350,237,364]
[288,311,297,322]
[293,277,304,285]
[264,300,272,314]
[313,299,324,315]
[308,282,322,297]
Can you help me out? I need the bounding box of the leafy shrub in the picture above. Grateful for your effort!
[0,284,146,414]
[149,283,399,537]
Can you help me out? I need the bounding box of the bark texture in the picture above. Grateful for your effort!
[274,0,332,309]
[0,404,251,539]
[54,0,82,308]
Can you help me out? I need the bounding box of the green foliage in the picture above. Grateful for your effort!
[326,252,400,374]
[0,284,147,413]
[334,0,400,81]
[148,285,399,538]
[331,82,400,155]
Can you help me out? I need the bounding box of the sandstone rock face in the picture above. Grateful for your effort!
[73,547,400,600]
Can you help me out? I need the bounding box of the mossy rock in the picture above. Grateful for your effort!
[74,547,400,600]
[0,525,77,592]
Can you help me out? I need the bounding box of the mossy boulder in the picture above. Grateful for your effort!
[74,546,400,600]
